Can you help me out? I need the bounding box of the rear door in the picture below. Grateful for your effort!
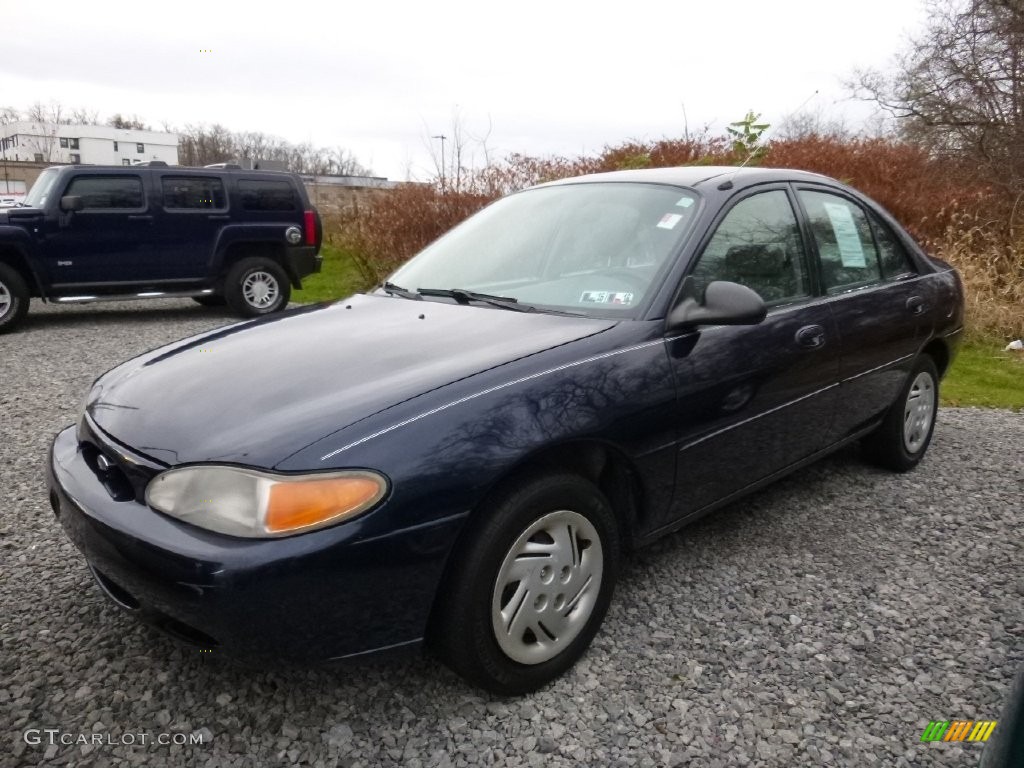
[151,173,230,280]
[793,186,928,440]
[665,187,841,520]
[42,172,157,286]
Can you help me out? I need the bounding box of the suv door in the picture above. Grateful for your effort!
[42,172,157,286]
[152,173,230,280]
[665,187,841,520]
[794,187,928,440]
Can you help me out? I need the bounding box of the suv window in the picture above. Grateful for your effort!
[239,180,296,211]
[869,211,917,279]
[798,190,882,292]
[65,176,144,210]
[690,190,810,304]
[162,176,227,210]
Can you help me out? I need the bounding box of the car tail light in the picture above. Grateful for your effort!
[304,210,316,246]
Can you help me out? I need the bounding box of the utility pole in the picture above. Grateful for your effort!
[431,134,447,192]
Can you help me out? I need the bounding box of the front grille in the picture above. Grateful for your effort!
[78,416,164,503]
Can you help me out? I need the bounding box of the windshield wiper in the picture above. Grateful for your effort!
[380,281,422,300]
[417,288,536,313]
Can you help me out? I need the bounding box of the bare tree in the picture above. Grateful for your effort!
[108,113,150,130]
[69,108,99,125]
[24,102,65,161]
[852,0,1024,197]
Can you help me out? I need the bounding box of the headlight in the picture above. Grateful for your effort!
[145,466,387,538]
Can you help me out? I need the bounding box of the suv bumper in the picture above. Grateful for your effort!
[287,246,322,283]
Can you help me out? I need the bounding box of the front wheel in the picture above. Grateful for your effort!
[430,473,619,695]
[862,355,940,472]
[224,257,290,317]
[0,263,30,333]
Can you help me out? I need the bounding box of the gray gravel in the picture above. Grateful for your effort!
[2,299,1022,768]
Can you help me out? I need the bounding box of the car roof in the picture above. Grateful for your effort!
[539,165,836,190]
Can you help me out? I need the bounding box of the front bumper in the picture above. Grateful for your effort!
[47,425,462,660]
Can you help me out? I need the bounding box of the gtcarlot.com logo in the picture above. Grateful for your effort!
[24,729,209,747]
[920,720,998,743]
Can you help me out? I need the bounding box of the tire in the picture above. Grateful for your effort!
[192,295,226,307]
[0,262,30,334]
[224,257,290,317]
[430,472,620,695]
[862,355,940,472]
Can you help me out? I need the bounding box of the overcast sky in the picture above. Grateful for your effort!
[2,0,927,180]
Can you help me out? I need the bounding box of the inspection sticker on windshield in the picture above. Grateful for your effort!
[657,213,683,229]
[676,197,694,208]
[581,291,634,305]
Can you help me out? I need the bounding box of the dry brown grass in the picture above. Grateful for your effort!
[325,135,1022,338]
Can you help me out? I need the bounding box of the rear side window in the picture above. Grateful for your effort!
[798,190,881,292]
[162,176,227,210]
[239,180,297,211]
[65,176,144,210]
[869,212,917,279]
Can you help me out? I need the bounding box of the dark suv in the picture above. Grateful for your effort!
[0,163,322,332]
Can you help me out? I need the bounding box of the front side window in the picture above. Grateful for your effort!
[689,190,810,305]
[798,190,882,292]
[65,176,144,209]
[162,176,226,210]
[390,182,700,317]
[23,168,59,208]
[239,180,297,211]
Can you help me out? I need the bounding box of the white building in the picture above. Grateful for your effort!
[0,122,178,166]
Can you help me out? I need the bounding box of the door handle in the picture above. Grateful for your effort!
[795,325,826,349]
[207,214,230,220]
[127,214,153,221]
[906,296,927,315]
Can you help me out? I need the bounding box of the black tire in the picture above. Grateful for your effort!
[862,355,940,472]
[224,257,290,318]
[0,262,30,334]
[430,472,620,695]
[192,295,226,307]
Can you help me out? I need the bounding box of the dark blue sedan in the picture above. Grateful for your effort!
[48,166,964,694]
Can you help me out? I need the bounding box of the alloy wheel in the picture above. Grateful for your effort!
[242,271,280,309]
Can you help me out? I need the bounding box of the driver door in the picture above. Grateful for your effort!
[665,187,841,520]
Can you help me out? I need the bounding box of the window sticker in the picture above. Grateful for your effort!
[676,197,694,208]
[580,291,634,305]
[823,202,867,267]
[657,213,683,230]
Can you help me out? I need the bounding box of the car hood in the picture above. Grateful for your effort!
[87,294,615,468]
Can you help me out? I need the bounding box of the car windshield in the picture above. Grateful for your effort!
[22,168,59,208]
[388,182,700,317]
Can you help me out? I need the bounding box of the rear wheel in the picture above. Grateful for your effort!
[224,257,290,317]
[430,472,619,695]
[862,355,939,472]
[0,263,30,333]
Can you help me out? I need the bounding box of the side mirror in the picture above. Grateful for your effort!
[60,195,84,213]
[667,278,767,331]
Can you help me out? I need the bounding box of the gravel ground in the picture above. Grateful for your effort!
[1,299,1022,768]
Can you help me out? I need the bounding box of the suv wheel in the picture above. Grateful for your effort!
[0,263,30,333]
[224,258,290,317]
